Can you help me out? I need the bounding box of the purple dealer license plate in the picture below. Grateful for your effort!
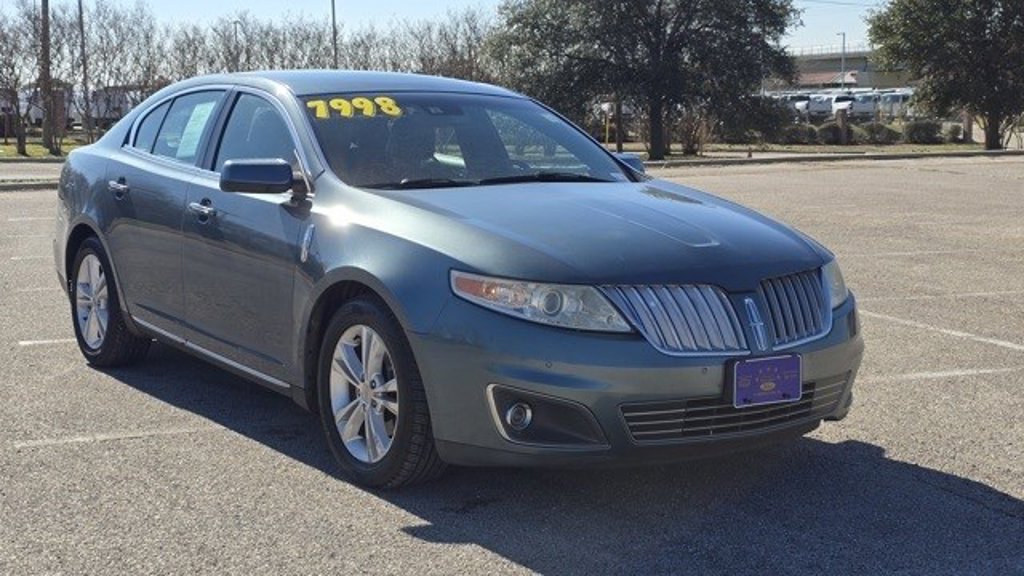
[733,355,802,409]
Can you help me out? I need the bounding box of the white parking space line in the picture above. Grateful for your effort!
[861,310,1024,352]
[840,249,992,258]
[9,255,47,261]
[859,290,1024,302]
[11,426,225,449]
[3,234,50,238]
[17,338,76,347]
[859,367,1023,383]
[6,216,50,222]
[15,286,61,293]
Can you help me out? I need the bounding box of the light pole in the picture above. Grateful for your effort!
[837,32,847,90]
[331,0,339,69]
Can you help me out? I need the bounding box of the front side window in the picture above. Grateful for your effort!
[303,92,628,189]
[152,91,224,165]
[214,93,297,172]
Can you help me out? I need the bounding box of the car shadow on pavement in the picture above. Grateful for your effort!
[110,343,1024,575]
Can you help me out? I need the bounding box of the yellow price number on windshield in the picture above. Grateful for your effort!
[307,96,402,120]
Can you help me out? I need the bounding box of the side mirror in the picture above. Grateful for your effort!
[220,158,295,194]
[616,152,646,174]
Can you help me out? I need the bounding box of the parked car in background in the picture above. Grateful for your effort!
[54,70,863,488]
[795,94,835,121]
[776,93,811,116]
[832,92,880,120]
[880,90,915,119]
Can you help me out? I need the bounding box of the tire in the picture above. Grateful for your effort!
[69,237,150,367]
[317,297,446,488]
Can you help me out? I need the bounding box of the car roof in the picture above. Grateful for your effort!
[173,70,523,99]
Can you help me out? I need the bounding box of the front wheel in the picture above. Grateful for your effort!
[317,297,446,488]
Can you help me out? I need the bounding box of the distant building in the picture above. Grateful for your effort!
[771,44,915,90]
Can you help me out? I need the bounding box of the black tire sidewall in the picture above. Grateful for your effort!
[317,298,423,486]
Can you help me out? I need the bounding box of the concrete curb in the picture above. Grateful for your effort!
[0,157,65,164]
[645,149,1024,169]
[0,180,60,192]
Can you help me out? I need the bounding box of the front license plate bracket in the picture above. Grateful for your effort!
[732,355,802,409]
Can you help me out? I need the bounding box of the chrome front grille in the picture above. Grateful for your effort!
[620,374,848,443]
[757,270,828,347]
[602,285,747,355]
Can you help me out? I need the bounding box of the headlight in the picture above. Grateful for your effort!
[822,259,849,308]
[450,271,632,333]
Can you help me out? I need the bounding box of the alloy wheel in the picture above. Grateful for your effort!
[75,253,109,350]
[329,324,400,463]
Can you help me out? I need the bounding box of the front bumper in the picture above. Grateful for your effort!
[410,295,863,467]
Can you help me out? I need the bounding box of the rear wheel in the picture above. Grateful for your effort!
[317,297,446,488]
[70,237,150,366]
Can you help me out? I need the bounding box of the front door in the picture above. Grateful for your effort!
[180,92,308,382]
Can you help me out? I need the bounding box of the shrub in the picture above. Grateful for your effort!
[850,125,869,145]
[816,122,853,145]
[944,123,963,143]
[903,120,943,144]
[776,123,818,145]
[861,122,902,144]
[716,97,792,144]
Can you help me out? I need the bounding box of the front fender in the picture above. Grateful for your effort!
[290,215,459,402]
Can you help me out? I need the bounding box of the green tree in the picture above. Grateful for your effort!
[869,0,1024,150]
[488,0,798,160]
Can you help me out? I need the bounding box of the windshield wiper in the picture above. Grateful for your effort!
[477,172,615,185]
[363,178,478,190]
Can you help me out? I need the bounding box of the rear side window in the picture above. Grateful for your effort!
[152,91,224,164]
[132,101,170,152]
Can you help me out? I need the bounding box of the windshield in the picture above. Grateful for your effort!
[302,92,629,189]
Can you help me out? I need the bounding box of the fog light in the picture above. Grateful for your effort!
[505,402,533,431]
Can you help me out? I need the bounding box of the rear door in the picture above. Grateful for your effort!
[180,91,310,383]
[104,89,226,333]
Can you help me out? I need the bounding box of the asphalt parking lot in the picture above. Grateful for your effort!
[1,156,1022,574]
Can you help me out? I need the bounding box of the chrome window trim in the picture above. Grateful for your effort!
[132,316,291,391]
[126,84,234,154]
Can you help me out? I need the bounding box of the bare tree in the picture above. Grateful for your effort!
[0,13,30,154]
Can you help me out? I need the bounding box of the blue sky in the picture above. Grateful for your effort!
[1,0,881,50]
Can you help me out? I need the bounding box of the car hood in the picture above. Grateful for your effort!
[380,180,828,291]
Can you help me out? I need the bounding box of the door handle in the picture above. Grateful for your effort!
[108,179,129,199]
[187,201,217,220]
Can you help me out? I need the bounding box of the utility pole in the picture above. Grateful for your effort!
[77,0,93,142]
[837,32,847,90]
[40,0,58,155]
[232,20,242,72]
[331,0,339,68]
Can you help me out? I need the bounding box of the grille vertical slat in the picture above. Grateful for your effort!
[671,286,712,350]
[686,286,725,350]
[655,286,697,350]
[800,273,824,335]
[781,276,807,337]
[757,270,829,347]
[603,285,746,355]
[645,286,683,350]
[792,274,815,336]
[701,286,740,350]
